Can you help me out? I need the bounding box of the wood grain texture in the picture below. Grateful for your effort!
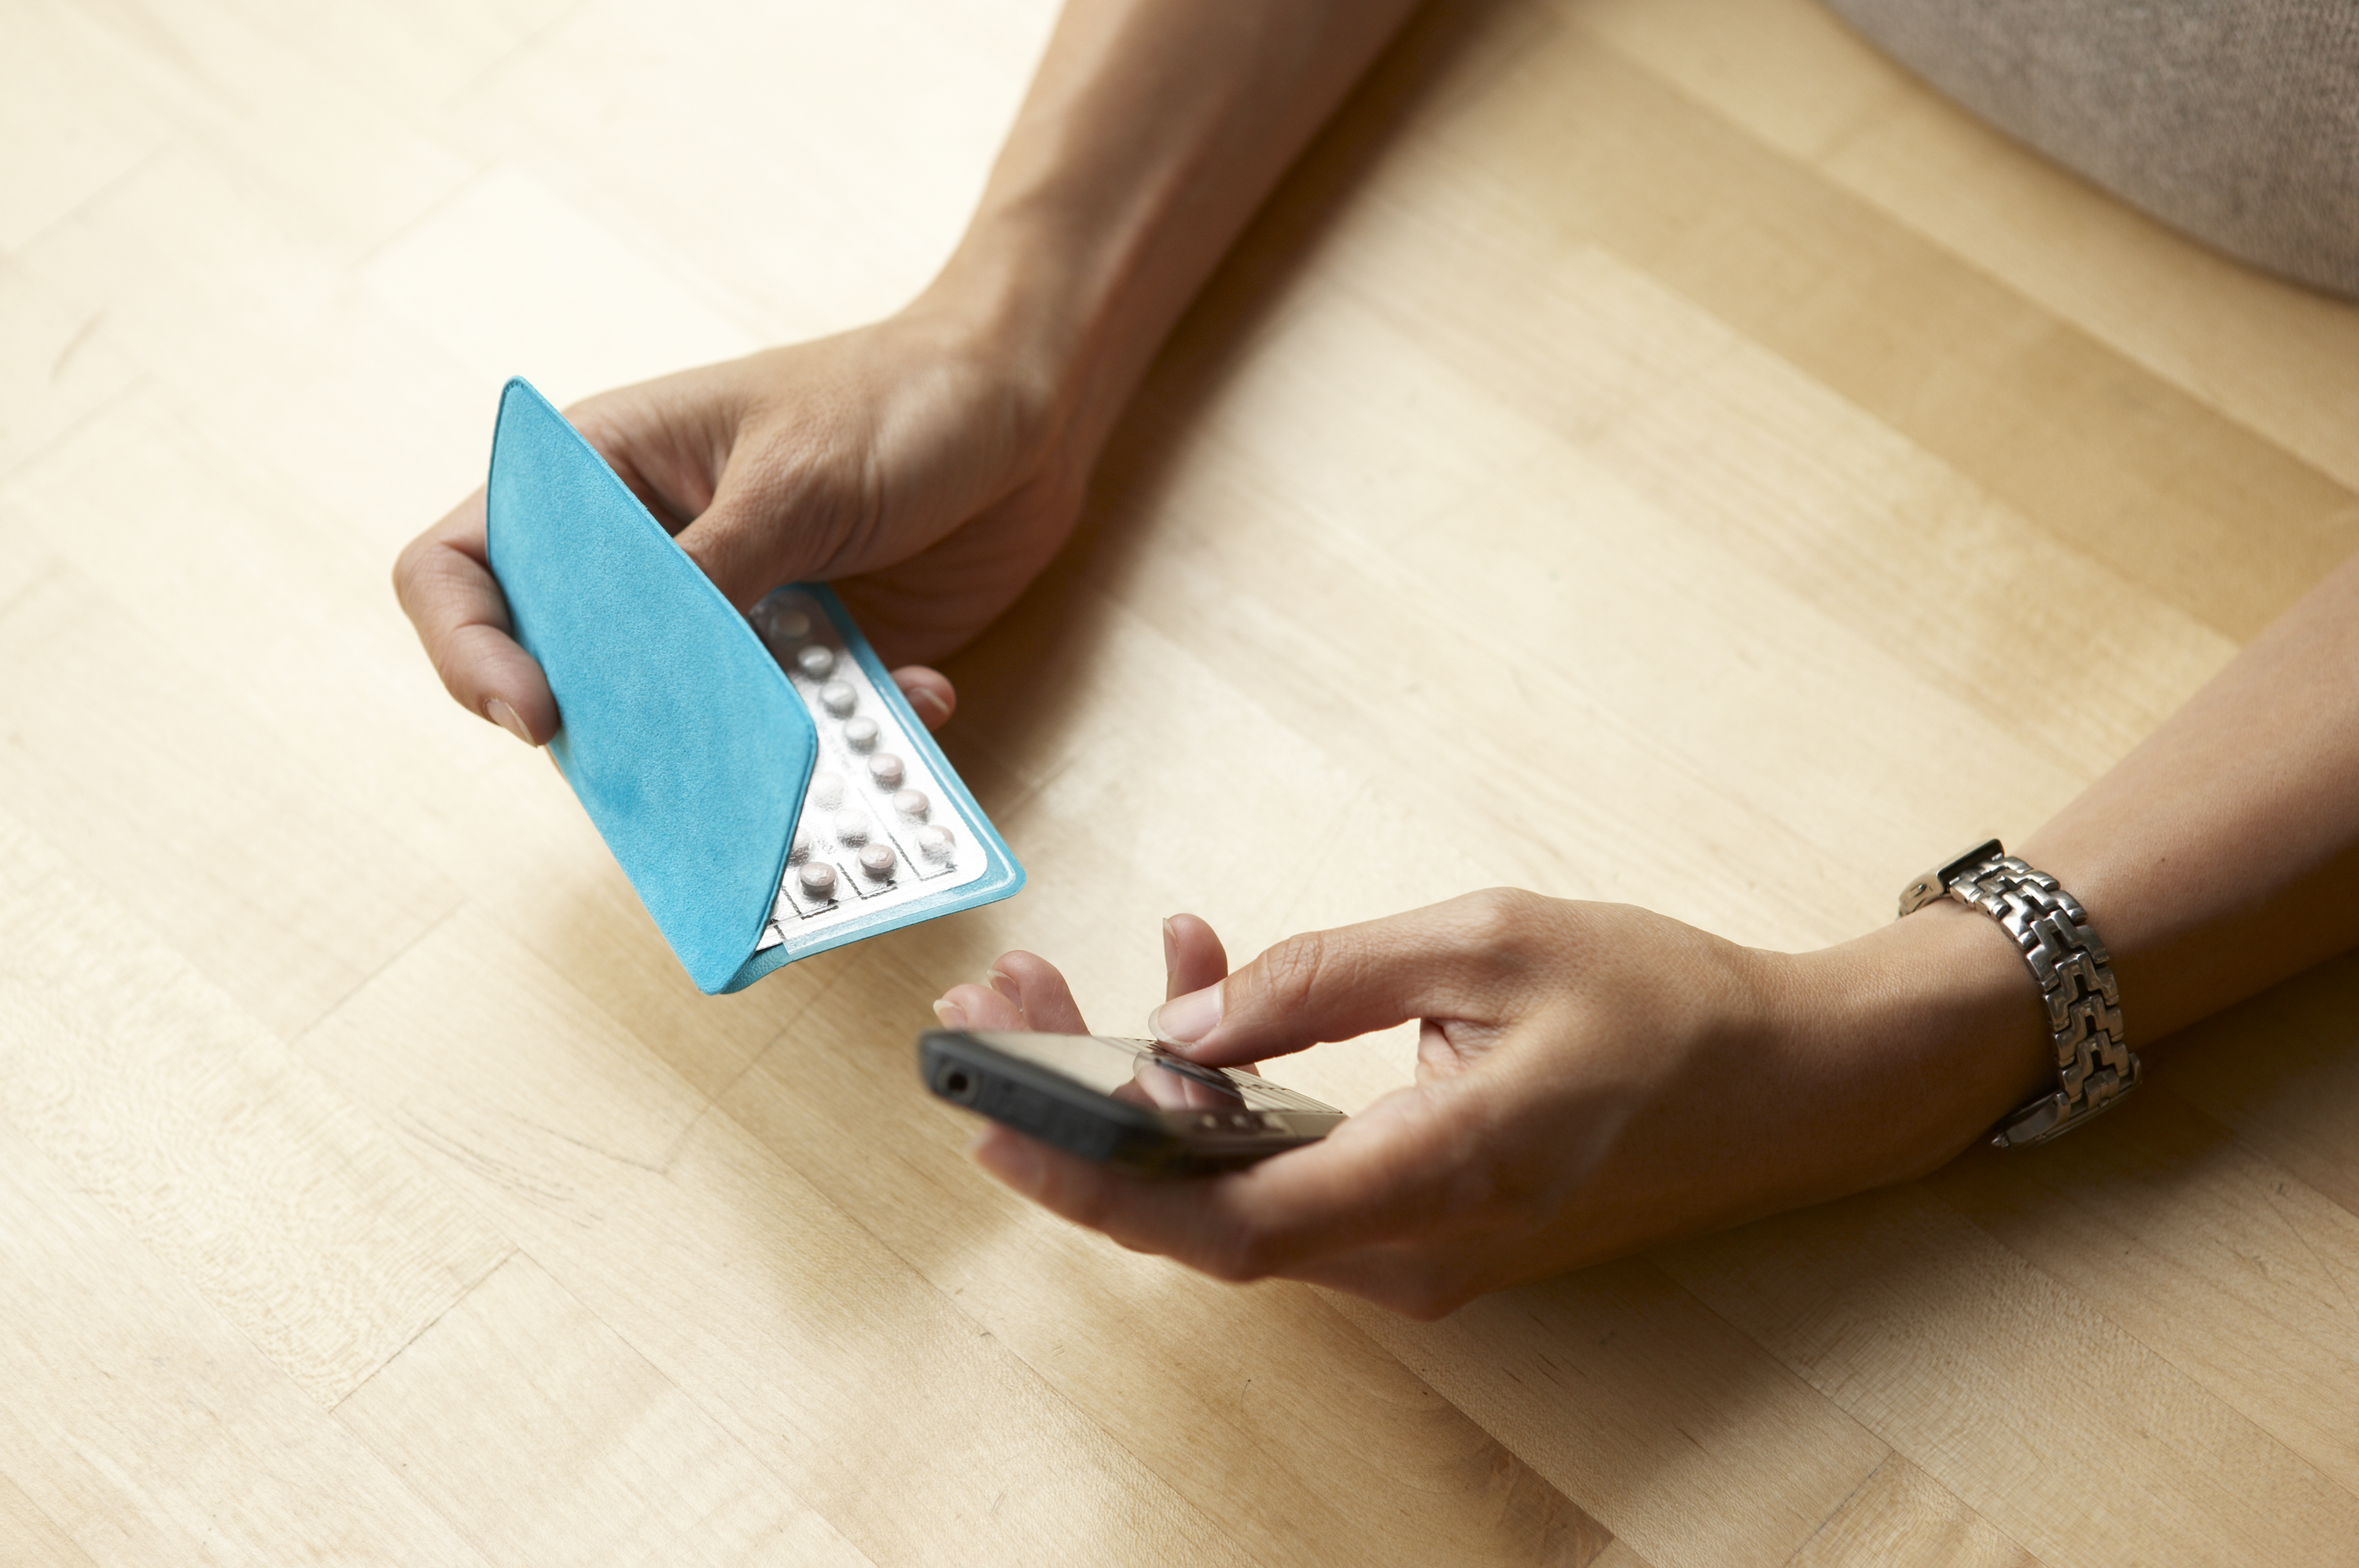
[1783,1456,2033,1568]
[0,1119,488,1566]
[0,809,510,1406]
[336,1253,874,1568]
[1325,1265,1890,1566]
[4,0,2355,1562]
[1662,1191,2359,1565]
[301,909,1257,1568]
[0,1470,99,1568]
[719,948,1619,1568]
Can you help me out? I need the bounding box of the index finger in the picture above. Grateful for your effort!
[1150,889,1550,1067]
[392,488,558,744]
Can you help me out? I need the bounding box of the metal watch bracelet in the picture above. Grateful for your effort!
[1897,839,2140,1148]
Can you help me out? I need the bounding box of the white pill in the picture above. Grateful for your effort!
[841,716,879,753]
[858,842,897,879]
[764,605,811,642]
[867,753,904,790]
[834,809,870,845]
[797,860,837,897]
[810,771,844,808]
[915,825,955,862]
[819,679,856,717]
[891,788,929,819]
[788,832,810,864]
[796,645,834,679]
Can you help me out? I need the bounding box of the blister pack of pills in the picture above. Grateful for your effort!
[748,587,1003,954]
[484,376,1022,996]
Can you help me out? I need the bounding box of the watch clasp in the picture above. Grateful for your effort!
[1897,837,2004,918]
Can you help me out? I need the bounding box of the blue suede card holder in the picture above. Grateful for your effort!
[484,377,1023,994]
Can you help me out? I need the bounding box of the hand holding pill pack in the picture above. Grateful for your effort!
[482,378,1023,994]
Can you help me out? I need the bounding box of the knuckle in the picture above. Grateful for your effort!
[391,533,451,611]
[1448,887,1549,971]
[1457,886,1531,939]
[390,539,421,597]
[559,395,619,445]
[1246,928,1336,1020]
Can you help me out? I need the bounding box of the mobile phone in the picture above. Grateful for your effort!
[919,1029,1348,1174]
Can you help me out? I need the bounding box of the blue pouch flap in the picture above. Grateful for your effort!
[484,377,815,995]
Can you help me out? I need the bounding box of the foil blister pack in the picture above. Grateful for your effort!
[747,587,1012,956]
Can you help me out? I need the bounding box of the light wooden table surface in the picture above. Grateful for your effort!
[8,0,2359,1563]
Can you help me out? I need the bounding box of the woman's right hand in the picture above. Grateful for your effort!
[393,299,1095,745]
[933,893,2052,1318]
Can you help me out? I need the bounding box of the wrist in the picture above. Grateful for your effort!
[908,215,1121,465]
[1781,903,2057,1180]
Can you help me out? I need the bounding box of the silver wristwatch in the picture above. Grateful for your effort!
[1897,839,2140,1148]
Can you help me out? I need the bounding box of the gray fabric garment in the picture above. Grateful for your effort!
[1823,0,2359,297]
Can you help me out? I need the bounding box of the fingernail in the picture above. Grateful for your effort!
[1161,918,1178,981]
[986,968,1020,1003]
[486,698,533,745]
[1148,981,1222,1047]
[932,999,969,1030]
[906,686,950,729]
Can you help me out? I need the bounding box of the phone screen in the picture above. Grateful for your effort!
[966,1032,1337,1117]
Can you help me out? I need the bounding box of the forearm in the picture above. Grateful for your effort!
[917,0,1422,450]
[2020,550,2359,1038]
[1807,549,2359,1169]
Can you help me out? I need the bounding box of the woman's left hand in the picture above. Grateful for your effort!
[933,889,2049,1317]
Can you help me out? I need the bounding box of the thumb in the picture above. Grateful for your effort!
[1146,892,1531,1067]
